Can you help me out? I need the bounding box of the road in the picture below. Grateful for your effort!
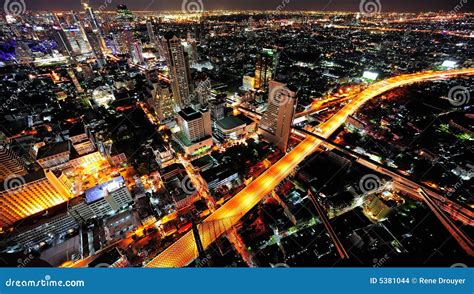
[294,128,474,227]
[145,68,474,267]
[307,190,349,259]
[294,127,473,255]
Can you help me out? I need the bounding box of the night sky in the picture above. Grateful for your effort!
[24,0,474,13]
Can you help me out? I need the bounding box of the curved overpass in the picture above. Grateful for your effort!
[146,68,474,268]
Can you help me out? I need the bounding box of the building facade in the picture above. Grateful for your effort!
[258,81,297,152]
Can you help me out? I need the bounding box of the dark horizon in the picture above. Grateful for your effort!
[24,0,474,13]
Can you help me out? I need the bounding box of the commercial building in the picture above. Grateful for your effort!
[0,169,73,229]
[68,177,133,224]
[215,114,257,142]
[161,32,193,108]
[209,94,226,121]
[174,107,213,156]
[149,81,176,121]
[68,123,96,156]
[258,81,298,152]
[4,202,78,251]
[254,48,279,91]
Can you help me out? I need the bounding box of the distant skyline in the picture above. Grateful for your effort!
[24,0,474,13]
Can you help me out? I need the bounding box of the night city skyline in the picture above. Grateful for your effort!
[0,0,472,274]
[22,0,474,13]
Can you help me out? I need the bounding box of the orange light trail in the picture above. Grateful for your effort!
[145,68,474,268]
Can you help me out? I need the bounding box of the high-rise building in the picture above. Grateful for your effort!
[146,20,157,46]
[149,81,176,121]
[113,29,134,55]
[83,2,100,32]
[0,169,73,229]
[0,143,27,181]
[161,32,193,108]
[177,107,212,143]
[131,41,144,64]
[258,81,297,152]
[209,94,226,121]
[175,107,213,156]
[52,26,74,56]
[254,48,279,91]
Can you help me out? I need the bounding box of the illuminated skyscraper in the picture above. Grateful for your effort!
[175,107,213,156]
[149,81,176,121]
[258,81,297,152]
[83,2,100,32]
[146,20,157,46]
[161,32,193,108]
[0,170,72,229]
[52,26,74,56]
[254,48,279,91]
[82,2,107,67]
[131,41,144,64]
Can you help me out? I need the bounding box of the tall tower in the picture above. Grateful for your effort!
[52,26,74,57]
[82,2,107,67]
[146,20,157,46]
[258,81,297,152]
[149,81,176,121]
[161,32,193,108]
[254,48,279,91]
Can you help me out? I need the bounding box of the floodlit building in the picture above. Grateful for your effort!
[161,32,193,108]
[174,107,213,156]
[254,48,279,91]
[258,81,297,152]
[68,177,133,223]
[0,170,73,229]
[215,114,257,142]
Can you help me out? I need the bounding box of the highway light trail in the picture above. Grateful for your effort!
[145,68,474,268]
